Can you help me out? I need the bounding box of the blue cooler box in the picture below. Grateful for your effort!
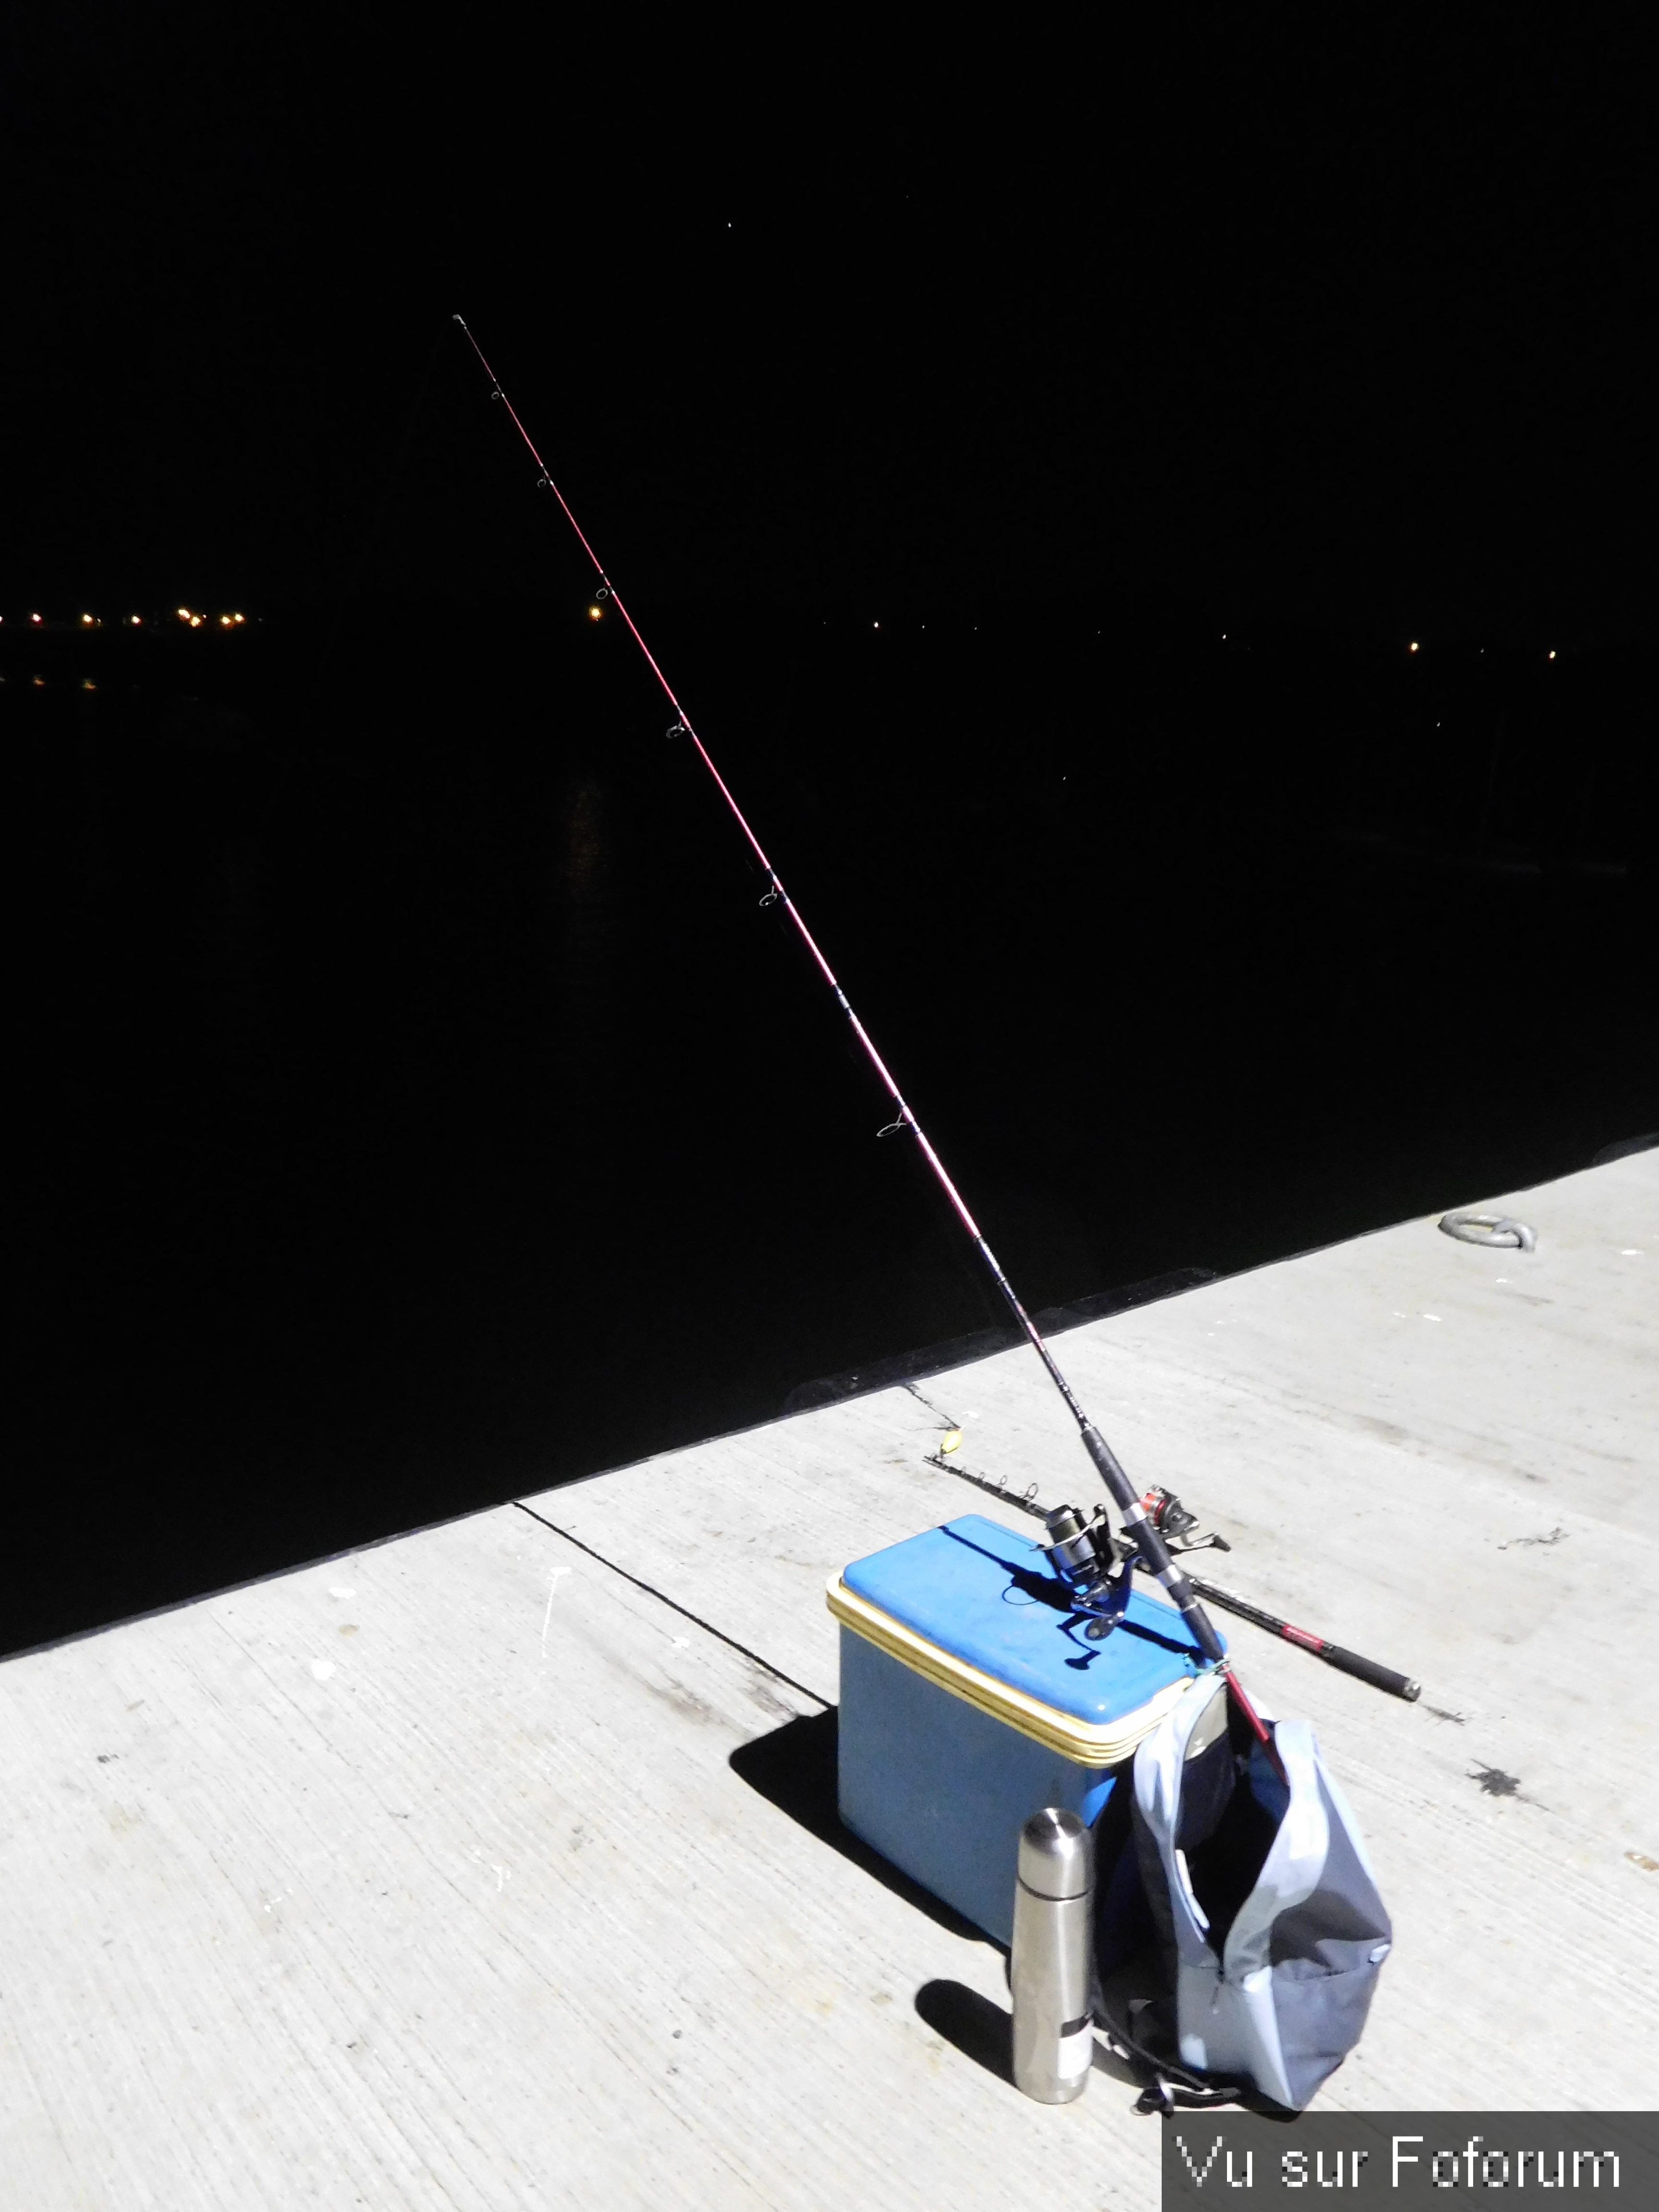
[828,1513,1221,1946]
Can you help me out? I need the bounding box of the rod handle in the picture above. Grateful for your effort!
[1290,1628,1419,1701]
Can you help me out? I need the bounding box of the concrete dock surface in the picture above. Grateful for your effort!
[3,1152,1655,2209]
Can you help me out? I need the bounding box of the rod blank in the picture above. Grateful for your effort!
[1183,1573,1420,1701]
[452,315,1274,1756]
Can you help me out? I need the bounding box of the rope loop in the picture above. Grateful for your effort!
[1439,1210,1537,1252]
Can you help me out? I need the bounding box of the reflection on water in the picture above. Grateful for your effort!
[6,601,1654,1653]
[554,774,629,1133]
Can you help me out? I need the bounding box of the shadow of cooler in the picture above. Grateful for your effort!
[827,1514,1219,1946]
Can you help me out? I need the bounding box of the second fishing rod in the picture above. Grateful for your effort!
[452,314,1277,1759]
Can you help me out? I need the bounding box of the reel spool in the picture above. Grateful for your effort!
[1040,1487,1230,1638]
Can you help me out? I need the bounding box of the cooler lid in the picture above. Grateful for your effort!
[830,1514,1220,1764]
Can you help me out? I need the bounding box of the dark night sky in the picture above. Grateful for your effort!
[2,14,1648,638]
[5,13,1654,1651]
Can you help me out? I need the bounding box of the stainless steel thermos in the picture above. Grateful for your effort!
[1010,1806,1095,2103]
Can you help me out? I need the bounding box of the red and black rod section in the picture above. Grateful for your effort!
[450,315,1276,1754]
[1181,1573,1420,1702]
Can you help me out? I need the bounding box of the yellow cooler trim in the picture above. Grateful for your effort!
[826,1575,1201,1766]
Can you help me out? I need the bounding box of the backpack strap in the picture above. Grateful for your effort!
[1094,1995,1249,2114]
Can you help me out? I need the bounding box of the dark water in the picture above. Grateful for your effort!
[7,601,1654,1656]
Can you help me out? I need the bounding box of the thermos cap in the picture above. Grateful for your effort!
[1017,1806,1094,1900]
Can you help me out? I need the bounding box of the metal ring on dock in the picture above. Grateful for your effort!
[1439,1210,1537,1252]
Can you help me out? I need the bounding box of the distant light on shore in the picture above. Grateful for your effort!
[1408,641,1419,653]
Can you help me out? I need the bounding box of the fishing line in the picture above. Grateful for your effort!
[452,315,1274,1755]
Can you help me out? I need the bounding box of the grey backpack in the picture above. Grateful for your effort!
[1108,1670,1392,2112]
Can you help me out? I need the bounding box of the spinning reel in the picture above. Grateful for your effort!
[1041,1487,1230,1638]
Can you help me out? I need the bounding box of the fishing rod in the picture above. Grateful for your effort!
[1181,1573,1420,1702]
[451,315,1278,1758]
[923,1444,1420,1701]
